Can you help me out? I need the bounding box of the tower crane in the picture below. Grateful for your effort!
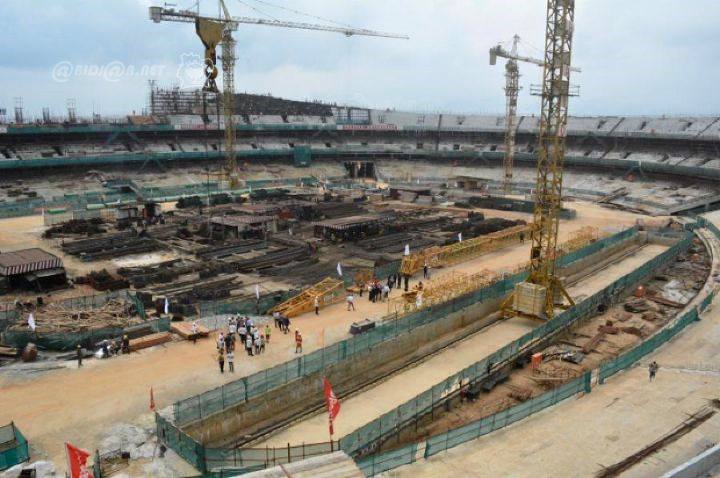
[150,1,408,187]
[490,34,580,195]
[503,0,578,320]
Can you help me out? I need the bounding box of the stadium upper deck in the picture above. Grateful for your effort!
[1,95,719,175]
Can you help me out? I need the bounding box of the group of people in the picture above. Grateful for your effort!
[216,316,273,373]
[382,273,410,292]
[365,279,391,303]
[96,334,130,360]
[272,311,292,333]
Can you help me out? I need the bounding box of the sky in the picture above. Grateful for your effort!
[0,0,719,120]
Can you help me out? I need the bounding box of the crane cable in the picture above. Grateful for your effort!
[235,0,281,21]
[248,0,356,29]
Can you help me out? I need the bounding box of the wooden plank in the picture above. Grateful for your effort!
[129,332,171,352]
[170,322,210,340]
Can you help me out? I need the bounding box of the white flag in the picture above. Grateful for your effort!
[28,313,36,331]
[404,244,410,256]
[458,232,463,242]
[255,284,261,300]
[164,298,169,315]
[337,262,343,277]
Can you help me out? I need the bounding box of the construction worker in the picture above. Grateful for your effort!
[273,311,281,329]
[314,296,320,315]
[423,262,429,279]
[121,334,130,354]
[347,294,355,311]
[217,348,225,373]
[245,334,253,356]
[227,349,234,373]
[265,324,272,344]
[649,361,659,382]
[295,330,303,354]
[190,322,198,345]
[76,344,83,368]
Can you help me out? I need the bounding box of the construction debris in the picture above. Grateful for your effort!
[7,299,139,333]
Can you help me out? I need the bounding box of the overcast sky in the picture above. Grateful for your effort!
[1,0,719,119]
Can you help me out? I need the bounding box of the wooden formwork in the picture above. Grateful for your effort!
[269,277,345,318]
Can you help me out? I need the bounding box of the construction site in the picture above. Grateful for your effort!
[2,1,720,477]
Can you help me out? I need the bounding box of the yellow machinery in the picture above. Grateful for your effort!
[503,0,580,320]
[269,277,345,318]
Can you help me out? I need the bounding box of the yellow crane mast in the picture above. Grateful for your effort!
[490,34,580,195]
[505,0,578,320]
[150,1,408,188]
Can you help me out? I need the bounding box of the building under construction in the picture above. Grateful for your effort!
[1,1,720,478]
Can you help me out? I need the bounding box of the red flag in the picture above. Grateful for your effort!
[323,377,341,436]
[150,387,156,411]
[65,442,93,478]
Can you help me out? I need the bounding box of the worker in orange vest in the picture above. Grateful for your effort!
[295,330,303,354]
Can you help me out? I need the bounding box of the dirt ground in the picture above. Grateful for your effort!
[0,200,648,475]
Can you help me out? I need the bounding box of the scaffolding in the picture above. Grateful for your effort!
[269,277,345,318]
[400,224,531,276]
[148,83,216,116]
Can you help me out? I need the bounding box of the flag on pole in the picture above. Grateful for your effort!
[323,377,341,436]
[458,232,463,243]
[150,387,156,411]
[65,442,93,478]
[255,284,261,300]
[337,262,343,277]
[164,298,169,315]
[404,244,410,256]
[28,313,36,331]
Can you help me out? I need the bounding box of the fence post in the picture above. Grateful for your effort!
[583,371,591,394]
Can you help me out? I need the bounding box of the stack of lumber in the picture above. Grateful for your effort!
[171,321,210,339]
[129,332,172,351]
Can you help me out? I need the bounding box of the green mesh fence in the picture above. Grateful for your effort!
[197,290,298,318]
[341,232,692,457]
[374,261,401,280]
[172,227,640,426]
[204,441,336,472]
[162,226,658,473]
[156,413,206,472]
[356,373,589,476]
[356,443,418,477]
[0,423,29,471]
[2,316,170,352]
[706,220,720,241]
